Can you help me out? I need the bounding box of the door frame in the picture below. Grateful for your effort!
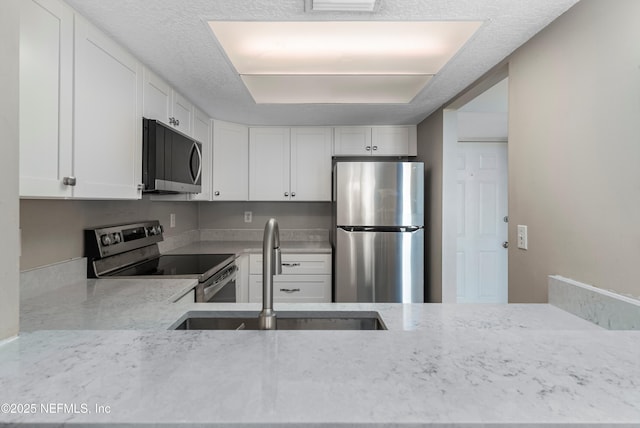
[440,67,509,303]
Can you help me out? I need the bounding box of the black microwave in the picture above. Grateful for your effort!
[142,118,202,194]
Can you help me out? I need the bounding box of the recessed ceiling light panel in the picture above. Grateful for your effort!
[241,74,432,104]
[208,20,482,104]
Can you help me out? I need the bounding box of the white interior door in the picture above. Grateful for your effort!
[456,142,508,303]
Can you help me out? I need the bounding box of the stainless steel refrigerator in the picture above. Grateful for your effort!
[334,161,424,303]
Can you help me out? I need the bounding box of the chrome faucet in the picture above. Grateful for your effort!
[258,218,282,330]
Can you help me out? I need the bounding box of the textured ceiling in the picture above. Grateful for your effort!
[64,0,580,126]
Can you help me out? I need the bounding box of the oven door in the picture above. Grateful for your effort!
[197,263,237,303]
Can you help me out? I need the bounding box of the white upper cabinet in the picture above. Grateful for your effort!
[334,125,417,156]
[249,127,333,201]
[249,127,291,201]
[73,14,142,199]
[19,0,74,198]
[142,67,194,137]
[142,68,171,124]
[371,126,417,156]
[290,127,332,201]
[171,91,194,137]
[333,126,372,156]
[212,120,249,201]
[190,108,212,201]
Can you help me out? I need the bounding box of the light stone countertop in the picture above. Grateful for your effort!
[8,256,640,426]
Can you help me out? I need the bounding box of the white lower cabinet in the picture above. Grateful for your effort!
[248,253,332,303]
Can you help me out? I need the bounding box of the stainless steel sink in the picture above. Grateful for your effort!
[172,311,387,330]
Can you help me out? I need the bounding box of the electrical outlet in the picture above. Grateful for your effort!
[517,225,528,250]
[170,213,176,228]
[244,211,252,223]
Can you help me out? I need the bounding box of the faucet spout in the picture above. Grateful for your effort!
[259,218,280,330]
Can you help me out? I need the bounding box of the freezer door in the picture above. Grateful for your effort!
[335,161,424,227]
[335,228,424,303]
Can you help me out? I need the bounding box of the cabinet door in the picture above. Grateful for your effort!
[212,120,249,201]
[249,127,290,201]
[333,127,372,156]
[371,126,416,156]
[171,91,194,137]
[190,108,212,201]
[290,127,332,201]
[73,16,142,199]
[19,0,74,198]
[142,68,171,125]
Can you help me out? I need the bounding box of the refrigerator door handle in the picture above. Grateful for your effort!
[339,226,422,233]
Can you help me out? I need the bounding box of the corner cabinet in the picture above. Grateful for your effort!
[334,125,417,156]
[73,15,143,199]
[249,127,332,201]
[248,253,332,303]
[212,120,249,201]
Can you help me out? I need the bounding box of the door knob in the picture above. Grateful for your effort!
[502,241,509,248]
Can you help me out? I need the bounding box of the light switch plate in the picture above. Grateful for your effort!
[170,213,176,228]
[517,225,528,250]
[244,211,252,223]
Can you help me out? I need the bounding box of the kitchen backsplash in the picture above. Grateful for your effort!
[19,199,332,270]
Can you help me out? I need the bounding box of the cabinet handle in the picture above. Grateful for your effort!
[175,119,180,126]
[372,145,378,151]
[63,176,76,186]
[291,192,296,197]
[169,117,175,125]
[214,191,220,196]
[365,146,371,151]
[137,183,144,191]
[282,262,301,267]
[279,288,301,293]
[284,192,289,197]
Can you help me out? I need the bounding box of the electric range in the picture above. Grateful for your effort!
[85,221,237,302]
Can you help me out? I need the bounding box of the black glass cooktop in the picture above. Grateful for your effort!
[109,254,234,277]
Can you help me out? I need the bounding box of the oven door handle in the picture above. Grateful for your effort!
[200,265,237,302]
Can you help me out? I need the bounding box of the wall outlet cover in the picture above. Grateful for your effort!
[244,211,252,223]
[517,224,528,250]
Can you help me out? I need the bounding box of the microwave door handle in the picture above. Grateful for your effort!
[189,142,202,184]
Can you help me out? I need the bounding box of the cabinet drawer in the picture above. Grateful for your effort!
[249,274,331,303]
[249,253,331,275]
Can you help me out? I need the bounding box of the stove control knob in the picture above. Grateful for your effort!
[112,233,122,244]
[100,234,112,246]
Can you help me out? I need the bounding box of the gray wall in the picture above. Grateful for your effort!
[198,201,332,230]
[418,0,640,302]
[416,111,444,303]
[20,198,198,270]
[506,0,640,301]
[0,0,21,339]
